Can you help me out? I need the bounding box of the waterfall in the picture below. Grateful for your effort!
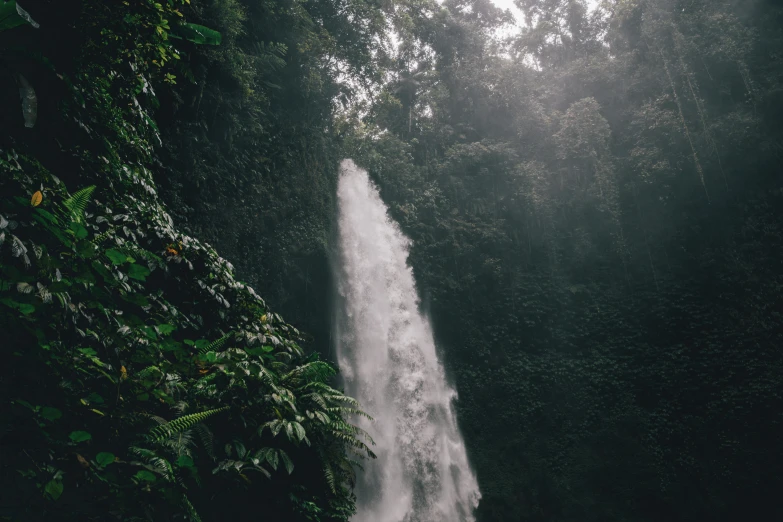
[334,159,481,522]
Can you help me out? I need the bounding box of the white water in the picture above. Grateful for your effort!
[334,159,481,522]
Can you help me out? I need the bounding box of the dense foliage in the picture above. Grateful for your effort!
[0,1,375,521]
[154,0,392,353]
[342,0,783,520]
[3,0,783,521]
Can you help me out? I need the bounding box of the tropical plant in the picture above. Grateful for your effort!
[0,0,373,520]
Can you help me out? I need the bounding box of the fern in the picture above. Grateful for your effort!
[281,361,335,384]
[198,332,232,355]
[62,185,95,223]
[193,424,216,460]
[307,393,328,410]
[149,406,228,442]
[91,228,113,245]
[324,463,337,494]
[162,426,196,455]
[181,494,202,522]
[326,406,373,421]
[128,446,175,481]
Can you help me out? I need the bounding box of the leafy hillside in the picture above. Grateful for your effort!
[0,1,374,521]
[154,0,390,353]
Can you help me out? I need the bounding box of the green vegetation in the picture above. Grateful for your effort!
[0,1,375,521]
[342,0,783,520]
[154,0,390,353]
[3,0,783,521]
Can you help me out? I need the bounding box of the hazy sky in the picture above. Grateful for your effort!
[490,0,524,23]
[489,0,600,26]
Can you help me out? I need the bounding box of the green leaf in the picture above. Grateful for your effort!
[204,351,217,363]
[0,1,40,32]
[134,470,157,482]
[169,22,222,45]
[44,479,63,501]
[176,455,194,468]
[96,452,115,467]
[279,449,294,474]
[69,431,92,443]
[105,248,131,265]
[292,422,306,442]
[34,208,58,224]
[160,339,182,353]
[70,222,88,239]
[85,392,104,404]
[267,449,279,470]
[156,323,175,335]
[91,260,113,280]
[0,298,35,315]
[14,399,36,411]
[122,292,149,307]
[75,240,99,258]
[40,407,62,421]
[141,326,157,340]
[127,263,150,281]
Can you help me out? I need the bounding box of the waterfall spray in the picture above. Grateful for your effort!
[334,159,481,522]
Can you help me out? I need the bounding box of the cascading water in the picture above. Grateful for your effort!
[334,159,481,522]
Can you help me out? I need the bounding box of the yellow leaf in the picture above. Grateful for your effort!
[120,365,128,381]
[260,314,268,324]
[30,191,43,207]
[76,453,90,469]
